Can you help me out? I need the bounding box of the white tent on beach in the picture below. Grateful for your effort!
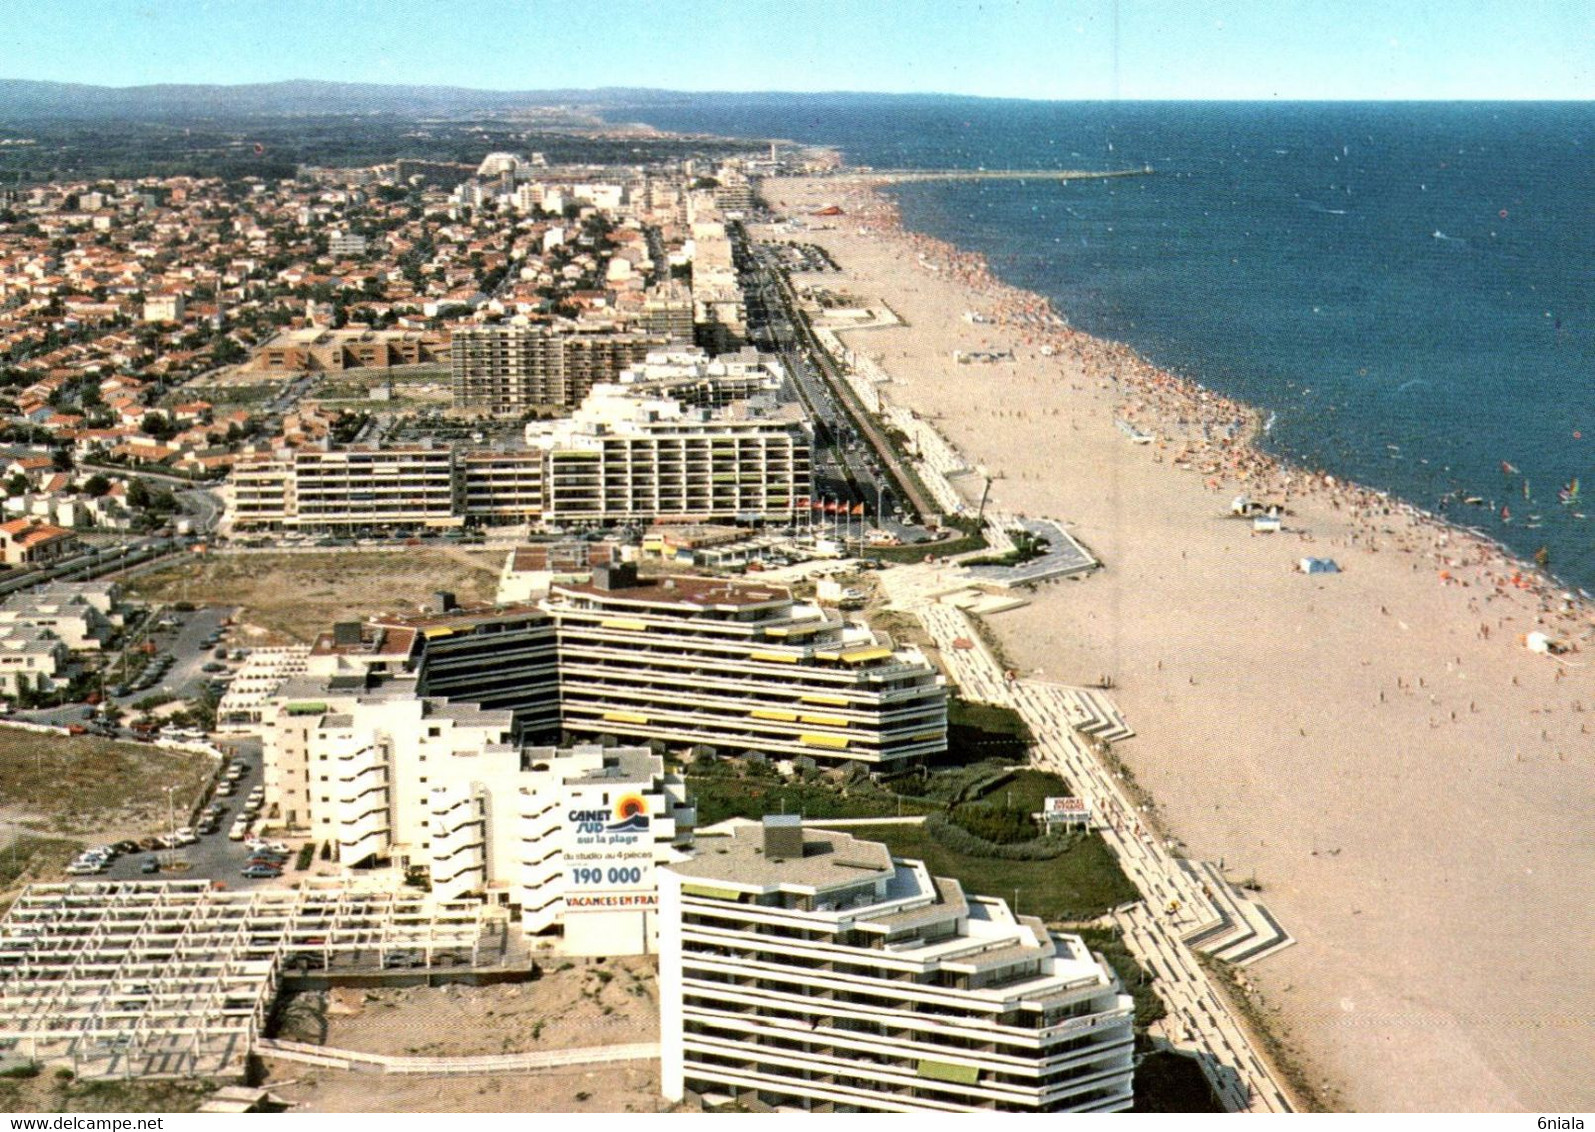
[1299,557,1341,575]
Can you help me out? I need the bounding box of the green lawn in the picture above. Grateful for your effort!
[688,775,936,828]
[822,823,1138,923]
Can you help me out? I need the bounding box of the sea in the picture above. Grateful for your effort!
[607,98,1595,593]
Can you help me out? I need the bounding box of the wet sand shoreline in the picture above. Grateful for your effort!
[757,174,1595,1113]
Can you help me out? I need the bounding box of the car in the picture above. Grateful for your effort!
[215,781,235,797]
[240,865,281,879]
[228,825,249,841]
[65,862,104,875]
[138,837,163,852]
[113,840,140,854]
[140,859,160,874]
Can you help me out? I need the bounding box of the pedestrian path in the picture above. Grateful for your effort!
[912,595,1297,1112]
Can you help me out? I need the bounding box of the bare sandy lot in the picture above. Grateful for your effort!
[128,548,502,643]
[263,958,673,1114]
[762,177,1595,1113]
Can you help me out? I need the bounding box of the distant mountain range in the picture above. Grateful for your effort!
[0,78,980,120]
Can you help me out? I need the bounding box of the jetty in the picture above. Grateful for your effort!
[817,165,1153,184]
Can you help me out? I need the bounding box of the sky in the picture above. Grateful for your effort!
[3,0,1590,101]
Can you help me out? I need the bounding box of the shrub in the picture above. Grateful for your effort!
[948,804,1036,845]
[924,811,1085,861]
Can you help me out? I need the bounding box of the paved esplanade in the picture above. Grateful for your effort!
[897,580,1297,1113]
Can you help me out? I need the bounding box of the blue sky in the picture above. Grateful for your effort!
[4,0,1590,100]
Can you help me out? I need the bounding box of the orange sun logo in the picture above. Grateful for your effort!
[615,794,647,820]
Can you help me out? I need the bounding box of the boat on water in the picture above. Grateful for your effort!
[1559,477,1581,505]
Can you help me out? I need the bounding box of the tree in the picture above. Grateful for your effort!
[141,413,175,441]
[83,473,111,498]
[51,447,72,472]
[4,473,28,497]
[126,477,152,510]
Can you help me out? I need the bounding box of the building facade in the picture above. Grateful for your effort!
[659,819,1135,1112]
[224,375,810,533]
[451,324,668,414]
[544,566,946,768]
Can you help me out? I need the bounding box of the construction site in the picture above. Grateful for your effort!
[0,880,511,1081]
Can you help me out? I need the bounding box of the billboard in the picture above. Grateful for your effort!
[1041,796,1091,826]
[563,792,658,912]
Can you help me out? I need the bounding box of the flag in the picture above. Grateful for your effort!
[796,497,810,509]
[852,503,865,516]
[825,501,838,514]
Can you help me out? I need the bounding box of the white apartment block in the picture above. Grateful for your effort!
[260,656,691,951]
[659,819,1135,1113]
[527,383,809,526]
[224,378,810,533]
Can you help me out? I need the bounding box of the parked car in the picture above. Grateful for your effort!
[141,859,160,874]
[240,865,281,879]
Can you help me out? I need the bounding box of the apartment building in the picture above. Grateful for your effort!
[528,384,809,527]
[639,283,696,344]
[659,819,1135,1113]
[227,443,462,533]
[225,378,810,533]
[544,565,946,768]
[247,328,449,373]
[394,603,560,739]
[460,449,545,526]
[450,324,668,414]
[260,652,690,949]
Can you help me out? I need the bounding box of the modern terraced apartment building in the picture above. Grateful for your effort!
[659,819,1136,1112]
[543,565,946,768]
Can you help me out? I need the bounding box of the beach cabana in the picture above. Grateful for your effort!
[1299,557,1341,575]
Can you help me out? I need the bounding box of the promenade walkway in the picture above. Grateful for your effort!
[908,589,1296,1112]
[255,1037,659,1076]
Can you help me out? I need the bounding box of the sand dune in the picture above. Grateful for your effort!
[760,177,1595,1113]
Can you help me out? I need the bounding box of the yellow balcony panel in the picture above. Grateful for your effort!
[422,627,455,639]
[600,618,648,631]
[840,646,893,664]
[800,713,849,727]
[748,650,797,664]
[801,693,849,707]
[750,708,798,722]
[800,733,850,750]
[603,711,650,725]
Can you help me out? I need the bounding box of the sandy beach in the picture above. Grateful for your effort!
[758,176,1595,1112]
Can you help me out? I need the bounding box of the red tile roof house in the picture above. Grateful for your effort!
[0,518,79,567]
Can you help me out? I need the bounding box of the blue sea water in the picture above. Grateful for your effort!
[611,98,1595,591]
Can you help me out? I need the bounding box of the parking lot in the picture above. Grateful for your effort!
[78,737,303,893]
